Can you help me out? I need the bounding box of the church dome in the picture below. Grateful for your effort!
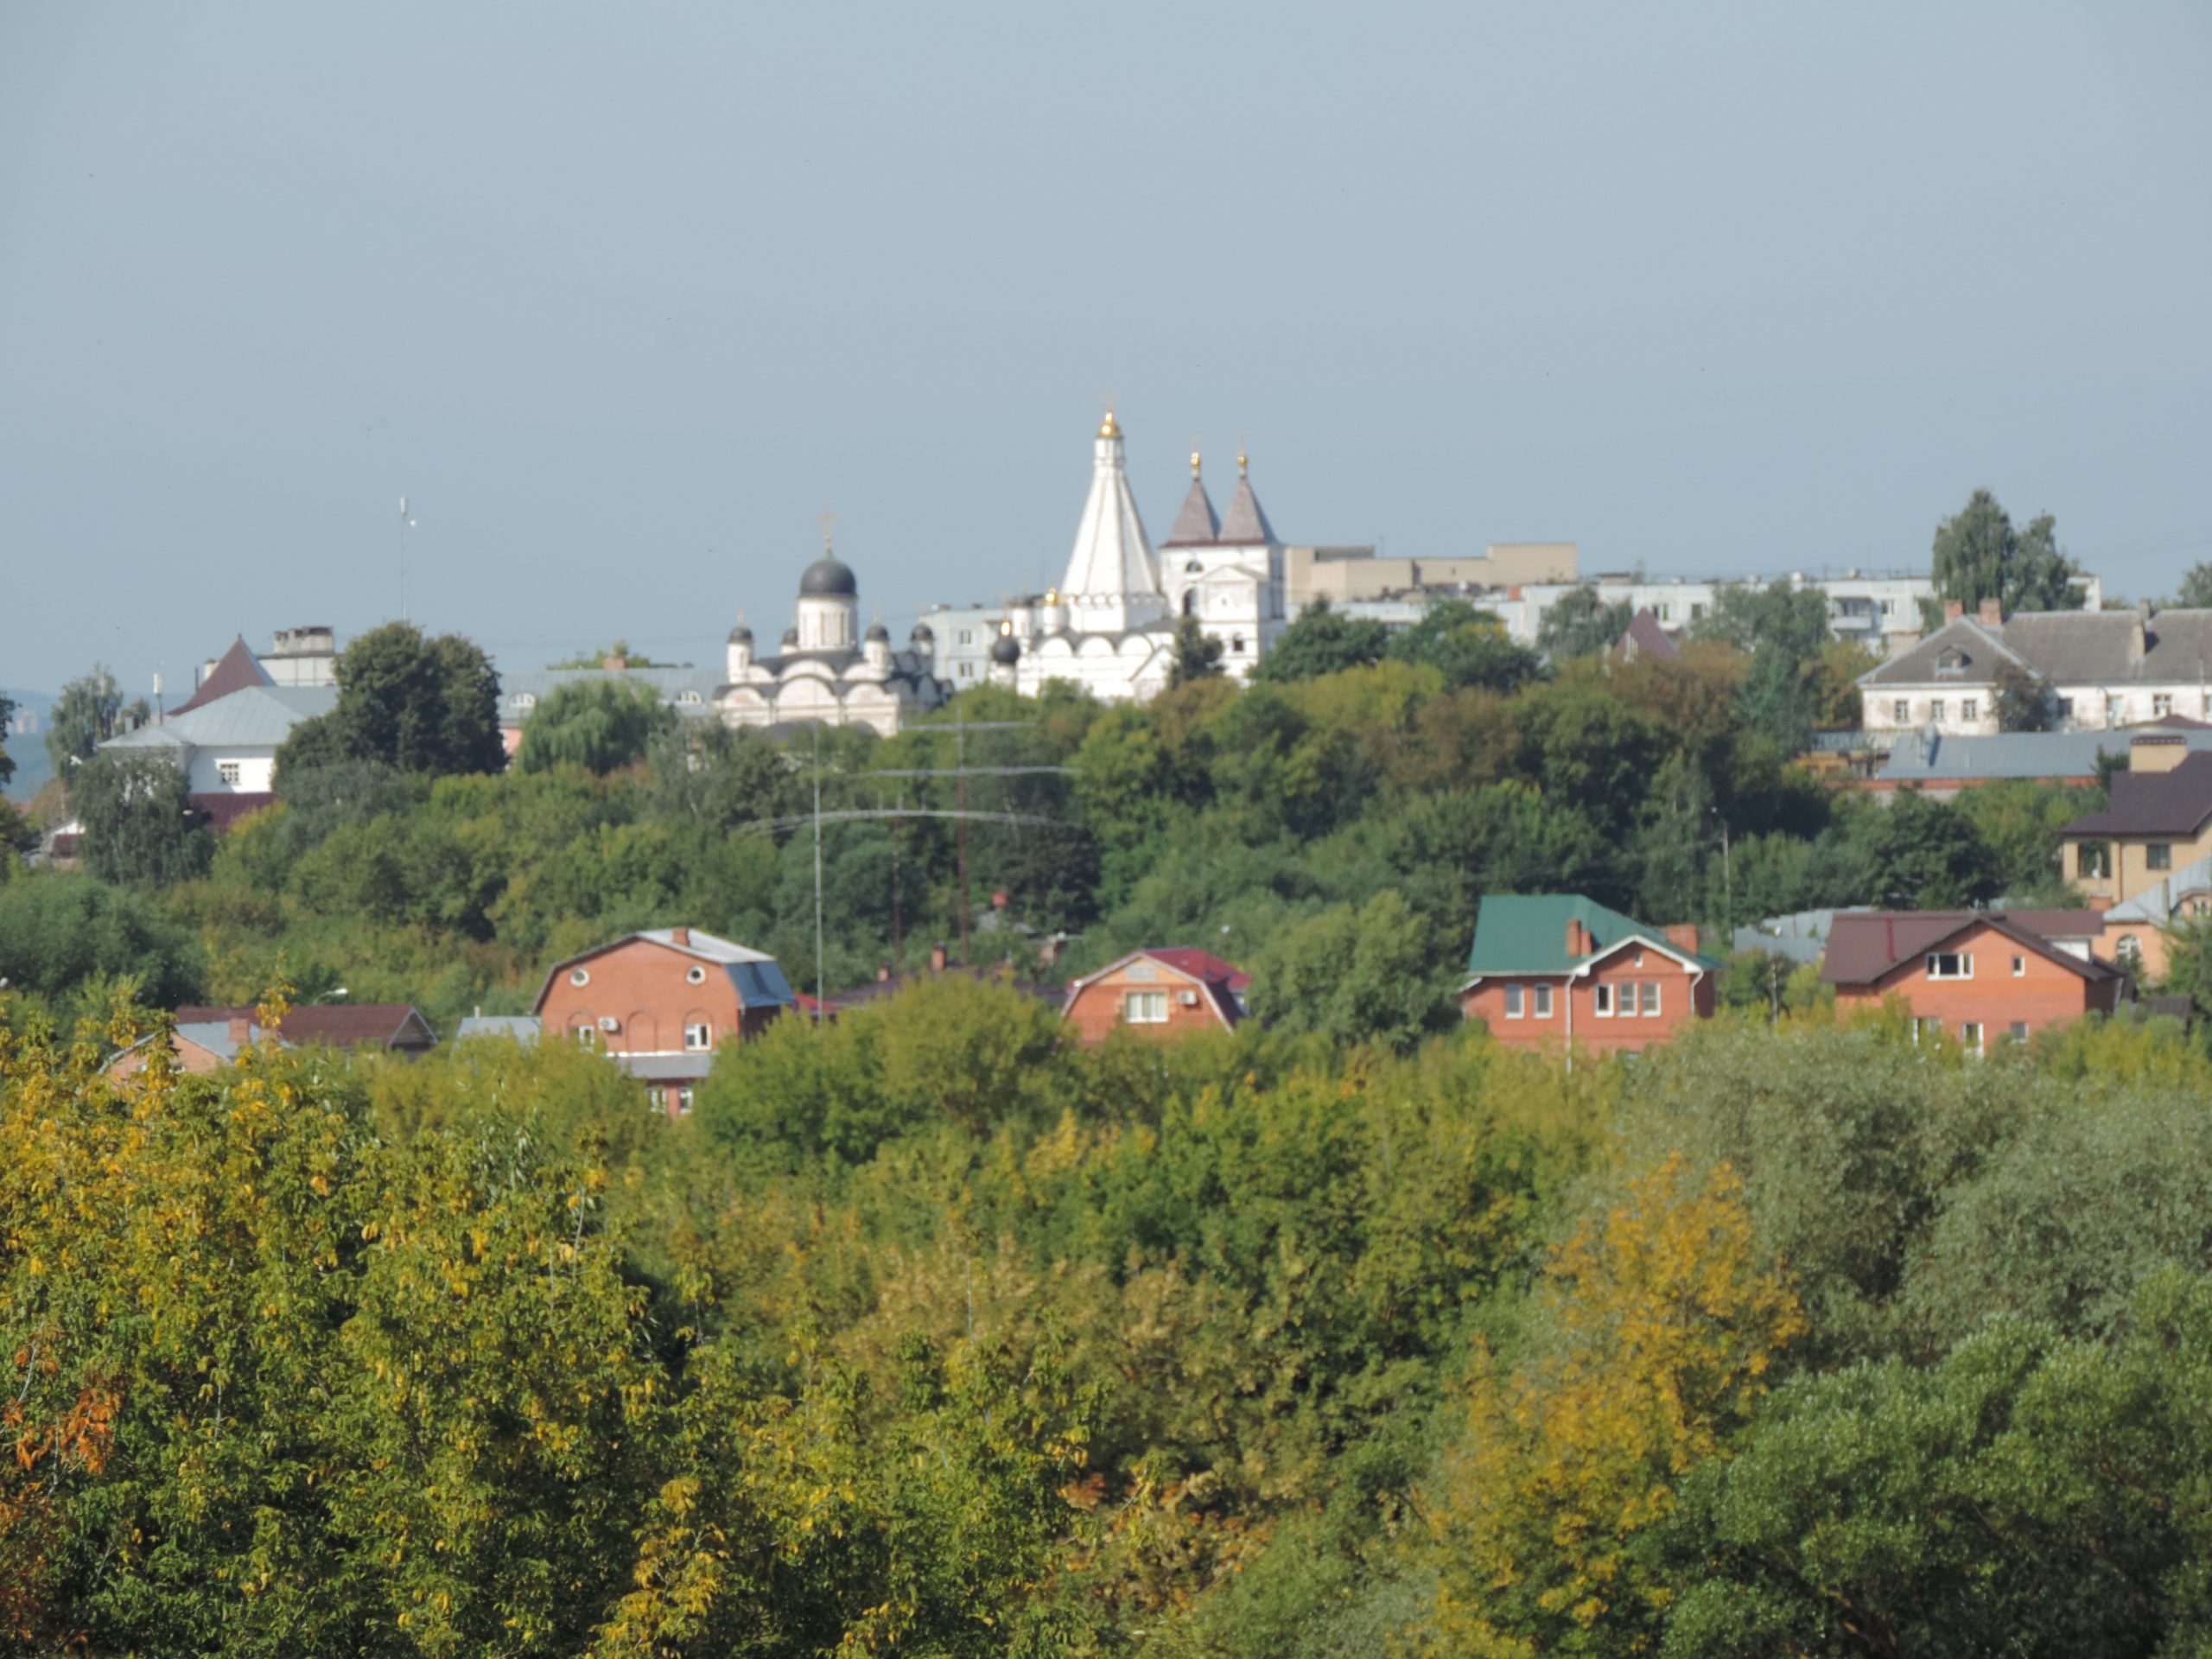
[909,620,935,640]
[990,629,1022,667]
[799,554,857,598]
[864,620,890,643]
[781,626,800,647]
[727,621,753,644]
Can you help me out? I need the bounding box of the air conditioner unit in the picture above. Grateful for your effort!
[598,1016,621,1033]
[1179,989,1199,1007]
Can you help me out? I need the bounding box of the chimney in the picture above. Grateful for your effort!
[1664,923,1701,955]
[877,960,893,982]
[2133,599,2153,663]
[1565,919,1588,957]
[1942,600,1964,624]
[671,925,690,947]
[1978,596,2003,626]
[228,1014,251,1045]
[930,941,948,973]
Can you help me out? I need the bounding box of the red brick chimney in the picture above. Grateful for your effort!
[1943,599,1965,624]
[1664,923,1701,954]
[228,1014,251,1045]
[1565,919,1589,957]
[1978,596,2003,626]
[671,925,690,948]
[877,960,893,982]
[930,942,948,973]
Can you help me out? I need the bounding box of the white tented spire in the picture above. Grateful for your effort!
[1059,408,1167,634]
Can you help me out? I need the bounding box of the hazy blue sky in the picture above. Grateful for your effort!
[3,1,2208,695]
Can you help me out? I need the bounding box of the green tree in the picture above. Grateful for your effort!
[71,751,212,887]
[1246,889,1456,1050]
[1690,582,1829,660]
[1535,585,1635,663]
[1169,615,1226,688]
[1928,489,2082,619]
[516,678,678,774]
[44,665,148,776]
[0,873,204,1008]
[1385,601,1543,692]
[2171,560,2212,609]
[1992,656,2054,731]
[276,620,505,779]
[1859,789,1998,908]
[1734,645,1815,754]
[1251,599,1390,683]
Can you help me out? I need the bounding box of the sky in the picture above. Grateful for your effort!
[3,0,2208,696]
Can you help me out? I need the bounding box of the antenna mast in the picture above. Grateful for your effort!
[398,497,418,624]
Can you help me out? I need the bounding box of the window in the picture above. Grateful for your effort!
[2077,842,2111,879]
[217,761,241,785]
[569,968,591,987]
[1936,649,1966,676]
[1961,1021,1984,1056]
[1931,699,1947,721]
[1925,951,1974,980]
[676,1087,695,1116]
[2116,937,2144,973]
[1915,1016,1945,1044]
[957,629,974,645]
[1961,699,1979,721]
[683,1020,713,1051]
[1880,598,1895,616]
[572,1026,597,1050]
[1690,603,1707,621]
[1503,984,1525,1018]
[679,690,702,706]
[958,663,974,678]
[1640,981,1662,1016]
[1892,699,1910,723]
[2154,694,2175,717]
[686,964,707,984]
[1658,603,1672,623]
[2056,697,2074,719]
[515,693,537,710]
[1533,985,1553,1017]
[2011,955,2025,976]
[2148,844,2173,871]
[2010,1020,2030,1042]
[1231,634,1246,654]
[1125,990,1168,1024]
[1594,983,1613,1016]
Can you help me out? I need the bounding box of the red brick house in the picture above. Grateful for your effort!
[108,1003,436,1078]
[1459,894,1719,1056]
[533,926,794,1116]
[1061,948,1249,1044]
[1821,910,2127,1049]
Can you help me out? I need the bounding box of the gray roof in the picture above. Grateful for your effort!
[616,1053,717,1082]
[105,684,337,752]
[1863,608,2212,689]
[2062,751,2212,838]
[501,665,722,716]
[1873,728,2202,783]
[1217,475,1277,546]
[1161,477,1221,546]
[454,1015,543,1043]
[2106,855,2212,924]
[1732,906,1872,964]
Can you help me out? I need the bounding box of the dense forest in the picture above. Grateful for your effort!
[3,992,2209,1654]
[0,597,2120,1039]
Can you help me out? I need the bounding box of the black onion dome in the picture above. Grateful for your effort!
[798,555,857,598]
[781,626,800,646]
[727,621,753,644]
[909,620,935,639]
[864,620,890,642]
[990,631,1022,666]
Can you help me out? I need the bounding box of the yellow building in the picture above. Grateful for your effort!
[2060,734,2212,906]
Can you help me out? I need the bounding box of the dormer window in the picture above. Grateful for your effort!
[1936,649,1967,677]
[516,693,538,710]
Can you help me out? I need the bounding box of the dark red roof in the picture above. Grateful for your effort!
[1617,607,1679,660]
[1821,912,2125,988]
[189,792,277,835]
[2063,752,2212,838]
[171,1003,435,1049]
[169,639,275,715]
[1141,948,1251,992]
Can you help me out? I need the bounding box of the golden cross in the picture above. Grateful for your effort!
[817,504,839,552]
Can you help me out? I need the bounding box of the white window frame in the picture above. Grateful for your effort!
[2009,1020,2030,1043]
[1640,981,1662,1016]
[1961,698,1979,721]
[1125,989,1169,1025]
[1892,699,1910,723]
[572,1026,597,1050]
[1593,983,1613,1017]
[1925,951,1974,981]
[683,1020,713,1052]
[570,968,590,987]
[2011,955,2025,977]
[217,760,242,785]
[1961,1020,1984,1057]
[1931,699,1947,721]
[1503,984,1525,1018]
[677,1087,695,1116]
[2154,693,2175,717]
[1533,984,1553,1018]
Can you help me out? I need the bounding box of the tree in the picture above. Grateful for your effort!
[1734,645,1815,754]
[0,691,15,789]
[1690,582,1829,661]
[275,620,504,779]
[0,873,204,1008]
[2171,561,2212,609]
[1536,585,1636,663]
[71,751,212,887]
[1251,599,1389,683]
[1168,615,1225,688]
[516,678,678,774]
[1384,601,1543,693]
[1928,489,2082,620]
[1246,889,1457,1050]
[1859,788,1998,909]
[44,665,148,775]
[1993,656,2054,731]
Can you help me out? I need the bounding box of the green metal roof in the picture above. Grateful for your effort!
[1463,893,1721,976]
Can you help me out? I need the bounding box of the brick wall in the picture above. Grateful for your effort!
[1832,918,2123,1042]
[1462,947,1715,1055]
[1064,962,1232,1045]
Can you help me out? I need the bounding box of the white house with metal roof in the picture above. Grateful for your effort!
[102,638,336,799]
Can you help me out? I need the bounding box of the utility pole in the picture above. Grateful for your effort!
[812,723,826,1024]
[398,497,417,625]
[955,708,970,965]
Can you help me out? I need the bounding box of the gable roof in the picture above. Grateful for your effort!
[1161,476,1221,547]
[1217,474,1278,546]
[532,929,795,1014]
[105,685,337,753]
[1063,947,1250,1028]
[1821,912,2126,987]
[1464,893,1720,977]
[1861,607,2212,690]
[454,1014,543,1043]
[1857,616,2031,689]
[2104,855,2212,924]
[2060,751,2212,838]
[1617,607,1678,660]
[169,639,276,715]
[171,1003,437,1048]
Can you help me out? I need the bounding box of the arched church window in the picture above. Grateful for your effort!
[1182,592,1196,617]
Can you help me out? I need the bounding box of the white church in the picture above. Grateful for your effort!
[987,410,1288,702]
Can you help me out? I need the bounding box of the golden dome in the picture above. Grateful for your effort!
[1097,406,1122,440]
